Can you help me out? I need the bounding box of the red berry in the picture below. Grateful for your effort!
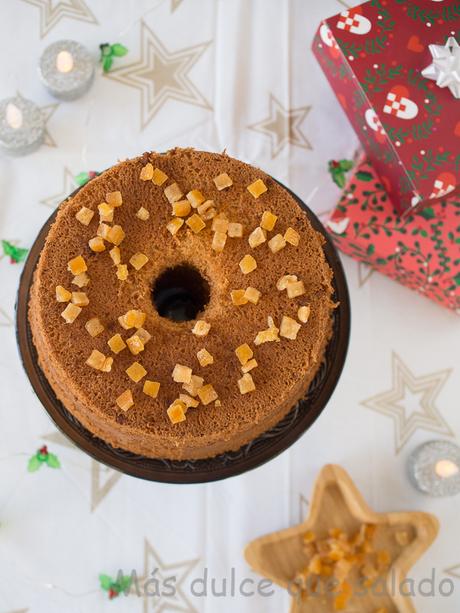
[88,171,97,179]
[108,588,118,599]
[39,445,48,455]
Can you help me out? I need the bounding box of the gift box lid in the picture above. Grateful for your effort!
[317,0,460,209]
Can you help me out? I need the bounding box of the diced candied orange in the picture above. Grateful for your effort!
[186,213,206,234]
[86,349,106,370]
[238,373,256,394]
[231,289,248,306]
[166,217,184,236]
[308,555,322,574]
[239,254,257,274]
[108,333,127,354]
[130,252,149,271]
[247,179,267,198]
[280,316,301,340]
[98,202,114,223]
[212,217,229,234]
[71,292,89,306]
[197,200,216,220]
[139,162,154,181]
[164,182,183,204]
[61,303,82,323]
[101,357,113,372]
[172,363,192,384]
[126,361,147,383]
[298,305,311,324]
[228,222,243,238]
[260,211,278,231]
[197,384,218,405]
[179,393,199,408]
[192,320,211,337]
[152,167,168,186]
[244,287,261,305]
[212,231,227,253]
[276,274,298,291]
[215,399,222,407]
[116,389,134,411]
[119,310,146,329]
[126,334,145,355]
[241,358,258,374]
[182,374,204,397]
[136,206,150,221]
[197,348,214,367]
[67,255,87,275]
[116,264,128,281]
[172,199,191,217]
[109,246,121,266]
[107,225,125,246]
[268,233,286,254]
[167,401,187,424]
[106,191,123,207]
[235,343,253,366]
[287,280,306,298]
[85,317,104,337]
[186,189,205,208]
[248,226,266,249]
[72,272,90,288]
[285,227,300,246]
[143,380,160,398]
[213,172,233,190]
[56,285,71,302]
[75,206,94,226]
[136,327,152,345]
[254,327,279,345]
[97,223,111,240]
[89,236,106,252]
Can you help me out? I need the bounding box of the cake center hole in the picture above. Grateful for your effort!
[152,265,210,322]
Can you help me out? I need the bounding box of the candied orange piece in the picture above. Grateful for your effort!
[164,182,183,204]
[61,303,82,323]
[260,211,278,231]
[228,222,243,238]
[285,227,300,246]
[244,287,261,305]
[186,213,206,234]
[212,231,227,253]
[197,348,214,367]
[152,167,168,186]
[97,223,111,240]
[89,236,106,252]
[130,252,149,271]
[67,255,87,275]
[182,374,204,397]
[241,358,258,374]
[247,179,267,198]
[179,393,199,408]
[197,200,216,220]
[72,272,90,288]
[143,380,160,398]
[192,320,211,337]
[98,202,114,223]
[71,292,89,307]
[136,327,152,345]
[56,285,71,302]
[119,309,146,330]
[213,172,233,190]
[75,206,94,226]
[268,233,286,254]
[231,289,248,306]
[172,363,192,384]
[108,333,126,354]
[106,191,122,207]
[116,389,134,411]
[116,264,128,281]
[109,246,121,266]
[235,343,253,366]
[298,305,311,324]
[212,217,229,234]
[139,162,154,181]
[287,280,306,299]
[126,361,147,383]
[85,317,104,337]
[248,226,266,249]
[186,189,205,208]
[166,217,184,236]
[126,334,145,356]
[86,349,106,370]
[239,254,257,274]
[167,401,187,424]
[280,316,301,340]
[136,206,150,221]
[238,373,255,394]
[172,199,191,217]
[276,274,298,291]
[254,326,279,345]
[107,225,125,246]
[197,384,218,405]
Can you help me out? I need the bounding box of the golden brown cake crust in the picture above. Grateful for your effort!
[29,149,335,460]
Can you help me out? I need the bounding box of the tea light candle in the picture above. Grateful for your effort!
[0,96,45,156]
[408,440,460,497]
[39,40,95,100]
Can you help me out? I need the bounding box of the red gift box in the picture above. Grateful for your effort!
[313,0,460,214]
[327,157,460,312]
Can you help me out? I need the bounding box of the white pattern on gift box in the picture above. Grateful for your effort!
[383,85,419,120]
[336,10,371,35]
[429,172,457,199]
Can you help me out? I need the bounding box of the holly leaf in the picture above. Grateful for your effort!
[416,207,435,220]
[111,43,128,57]
[2,240,29,263]
[27,455,42,473]
[118,575,132,592]
[102,56,113,73]
[356,171,373,182]
[338,159,354,171]
[45,453,61,469]
[332,172,346,189]
[74,172,90,186]
[99,574,113,591]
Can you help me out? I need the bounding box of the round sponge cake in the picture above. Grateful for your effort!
[29,149,335,460]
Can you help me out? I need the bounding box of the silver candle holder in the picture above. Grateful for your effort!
[0,96,45,156]
[408,440,460,497]
[39,40,95,100]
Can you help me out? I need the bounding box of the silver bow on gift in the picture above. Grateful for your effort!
[421,37,460,99]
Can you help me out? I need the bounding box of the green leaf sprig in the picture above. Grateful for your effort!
[99,573,132,599]
[2,240,28,264]
[100,43,128,72]
[74,170,100,187]
[28,445,61,472]
[328,159,354,189]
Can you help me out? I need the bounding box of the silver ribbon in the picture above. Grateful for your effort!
[421,37,460,99]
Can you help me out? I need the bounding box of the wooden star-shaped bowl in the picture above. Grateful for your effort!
[245,465,439,613]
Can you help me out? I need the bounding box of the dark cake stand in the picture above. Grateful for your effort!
[16,180,350,483]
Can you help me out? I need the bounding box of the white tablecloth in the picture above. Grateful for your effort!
[1,1,459,612]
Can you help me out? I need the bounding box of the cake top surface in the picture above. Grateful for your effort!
[32,148,335,451]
